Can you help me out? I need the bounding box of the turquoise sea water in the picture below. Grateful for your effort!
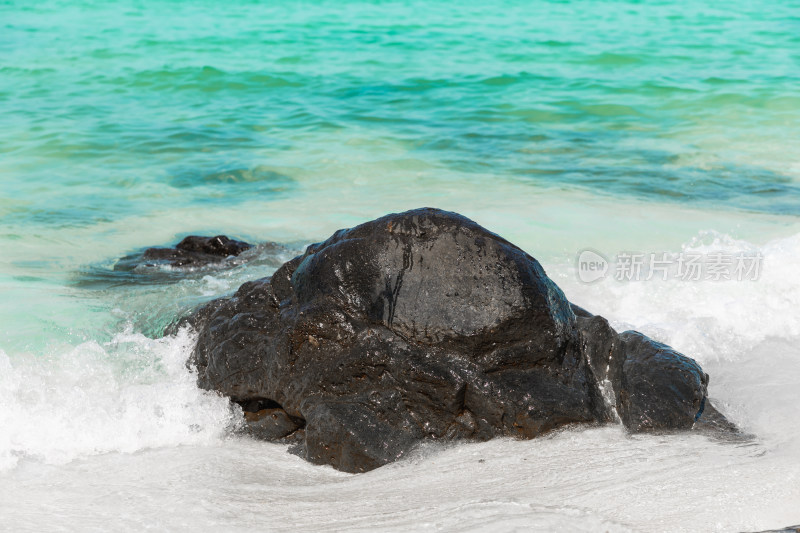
[2,1,800,531]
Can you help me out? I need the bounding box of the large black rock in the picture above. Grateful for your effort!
[177,208,729,472]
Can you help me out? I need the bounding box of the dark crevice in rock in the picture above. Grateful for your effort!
[234,397,307,441]
[236,397,282,413]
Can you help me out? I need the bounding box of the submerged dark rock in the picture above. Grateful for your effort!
[142,235,252,267]
[173,208,732,472]
[116,235,252,271]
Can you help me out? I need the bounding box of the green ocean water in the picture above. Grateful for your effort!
[3,0,800,222]
[2,0,800,369]
[2,3,800,529]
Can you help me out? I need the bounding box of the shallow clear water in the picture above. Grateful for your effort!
[1,0,799,531]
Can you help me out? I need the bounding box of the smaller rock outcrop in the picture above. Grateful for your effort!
[115,235,252,271]
[576,312,709,431]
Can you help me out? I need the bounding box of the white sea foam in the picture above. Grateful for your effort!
[0,327,236,472]
[558,229,800,451]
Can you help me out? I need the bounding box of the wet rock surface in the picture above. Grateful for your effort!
[172,208,733,472]
[116,235,252,271]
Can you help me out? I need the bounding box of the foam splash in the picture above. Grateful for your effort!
[0,327,236,471]
[559,230,800,448]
